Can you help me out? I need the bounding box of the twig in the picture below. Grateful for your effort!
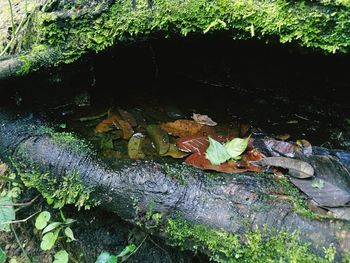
[123,235,148,261]
[11,224,32,263]
[0,195,39,207]
[0,211,40,225]
[8,0,16,36]
[148,236,168,254]
[0,12,28,56]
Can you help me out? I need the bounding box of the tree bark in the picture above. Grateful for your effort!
[0,110,349,261]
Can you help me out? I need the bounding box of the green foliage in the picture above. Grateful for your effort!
[18,168,98,210]
[35,210,75,253]
[0,196,15,232]
[16,0,350,74]
[53,250,69,263]
[0,247,5,263]
[205,136,249,165]
[165,218,339,262]
[205,137,231,165]
[95,244,137,263]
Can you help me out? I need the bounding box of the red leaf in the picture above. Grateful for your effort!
[177,136,209,154]
[185,153,248,173]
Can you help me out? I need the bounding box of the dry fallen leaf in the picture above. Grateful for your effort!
[118,108,137,127]
[177,135,209,154]
[160,119,203,137]
[192,113,217,126]
[95,114,134,139]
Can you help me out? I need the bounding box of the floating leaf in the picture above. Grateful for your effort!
[192,113,217,126]
[205,137,231,165]
[290,177,350,207]
[311,179,325,189]
[35,211,51,230]
[257,157,314,178]
[146,125,170,155]
[186,153,248,173]
[95,115,119,133]
[40,229,59,250]
[118,108,137,127]
[53,250,69,263]
[161,144,189,158]
[0,197,15,232]
[64,227,76,242]
[160,120,203,137]
[224,135,250,160]
[177,136,209,154]
[128,133,145,160]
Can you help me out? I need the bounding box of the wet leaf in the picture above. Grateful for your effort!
[296,139,313,157]
[0,197,15,232]
[117,119,134,139]
[192,113,217,126]
[176,136,209,154]
[147,125,170,155]
[290,177,350,207]
[35,211,51,230]
[258,157,314,179]
[205,137,231,165]
[185,153,248,173]
[118,108,137,127]
[328,207,350,221]
[128,133,146,160]
[160,120,203,137]
[311,179,325,189]
[261,138,296,157]
[53,250,69,263]
[95,115,119,133]
[224,135,250,160]
[161,144,189,158]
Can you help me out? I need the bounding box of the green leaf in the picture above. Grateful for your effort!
[0,246,5,263]
[40,229,59,250]
[64,227,76,241]
[42,222,62,235]
[64,218,76,225]
[0,197,15,232]
[53,250,69,263]
[205,137,231,165]
[35,211,51,230]
[224,135,250,160]
[116,244,137,258]
[311,179,325,189]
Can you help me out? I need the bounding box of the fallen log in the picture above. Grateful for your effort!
[0,110,349,262]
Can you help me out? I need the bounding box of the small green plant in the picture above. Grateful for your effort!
[95,244,137,263]
[35,210,76,263]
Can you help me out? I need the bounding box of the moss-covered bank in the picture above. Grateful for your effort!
[1,0,350,76]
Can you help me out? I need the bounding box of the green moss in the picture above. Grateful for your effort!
[165,218,340,262]
[15,166,98,210]
[16,0,350,74]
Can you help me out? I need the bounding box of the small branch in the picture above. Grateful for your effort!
[0,195,39,207]
[0,211,40,225]
[11,224,32,263]
[8,0,16,37]
[123,235,148,261]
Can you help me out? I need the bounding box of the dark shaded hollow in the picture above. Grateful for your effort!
[1,35,350,262]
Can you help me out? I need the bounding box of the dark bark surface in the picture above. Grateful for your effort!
[0,110,349,259]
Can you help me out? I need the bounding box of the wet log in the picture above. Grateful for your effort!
[0,110,349,261]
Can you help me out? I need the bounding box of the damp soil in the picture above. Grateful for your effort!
[1,36,350,262]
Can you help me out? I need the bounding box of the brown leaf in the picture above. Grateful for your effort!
[261,138,297,157]
[117,119,134,139]
[160,119,203,137]
[0,163,8,176]
[95,115,119,133]
[118,108,137,127]
[185,153,248,173]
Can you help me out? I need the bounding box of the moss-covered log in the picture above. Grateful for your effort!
[0,110,349,262]
[1,0,350,80]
